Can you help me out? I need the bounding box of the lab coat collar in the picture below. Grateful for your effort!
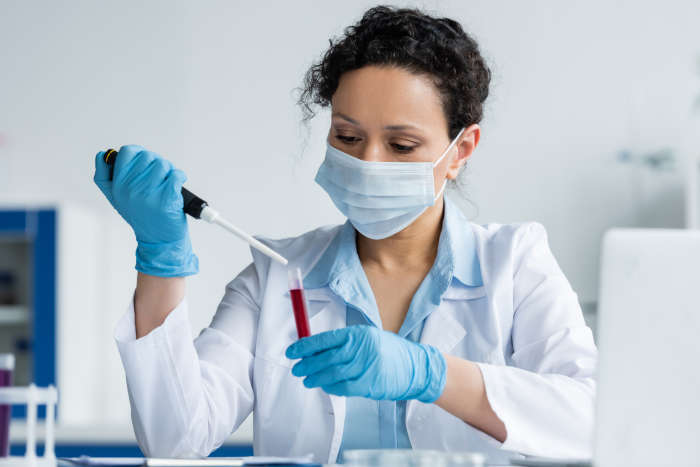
[302,218,358,291]
[303,195,483,293]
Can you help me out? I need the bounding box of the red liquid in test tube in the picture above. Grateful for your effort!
[288,267,311,338]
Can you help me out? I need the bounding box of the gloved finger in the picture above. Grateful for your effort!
[93,150,111,183]
[147,156,173,183]
[291,343,355,377]
[286,328,350,360]
[303,363,358,389]
[150,156,175,188]
[135,156,171,193]
[158,168,187,210]
[113,144,148,183]
[321,380,359,398]
[119,151,158,190]
[123,155,162,196]
[157,166,186,199]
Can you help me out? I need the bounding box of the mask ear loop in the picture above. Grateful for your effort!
[432,127,466,200]
[433,127,466,168]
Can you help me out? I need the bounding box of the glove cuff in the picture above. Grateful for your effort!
[135,236,199,277]
[414,344,447,403]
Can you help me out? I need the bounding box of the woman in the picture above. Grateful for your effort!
[94,6,597,464]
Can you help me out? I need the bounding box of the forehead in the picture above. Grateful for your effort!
[331,65,446,130]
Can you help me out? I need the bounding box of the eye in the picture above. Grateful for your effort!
[391,143,416,154]
[335,134,360,144]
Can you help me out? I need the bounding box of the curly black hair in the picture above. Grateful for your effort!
[298,5,491,139]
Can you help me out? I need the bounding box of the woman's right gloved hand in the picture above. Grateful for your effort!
[93,144,199,277]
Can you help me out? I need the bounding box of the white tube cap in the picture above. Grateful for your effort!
[0,353,15,371]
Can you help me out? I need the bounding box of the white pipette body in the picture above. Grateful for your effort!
[200,206,289,266]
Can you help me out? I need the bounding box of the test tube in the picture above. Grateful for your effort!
[0,354,13,457]
[288,267,311,339]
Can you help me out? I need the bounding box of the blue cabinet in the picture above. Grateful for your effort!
[2,208,255,457]
[0,209,56,419]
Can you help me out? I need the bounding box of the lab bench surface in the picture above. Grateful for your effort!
[11,420,522,465]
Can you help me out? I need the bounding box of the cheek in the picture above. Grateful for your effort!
[433,156,454,187]
[432,165,448,192]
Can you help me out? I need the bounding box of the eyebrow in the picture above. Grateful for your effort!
[384,123,421,131]
[331,112,422,131]
[332,112,360,125]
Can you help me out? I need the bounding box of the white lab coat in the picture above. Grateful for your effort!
[114,220,597,464]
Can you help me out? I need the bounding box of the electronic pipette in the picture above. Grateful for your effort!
[102,148,288,266]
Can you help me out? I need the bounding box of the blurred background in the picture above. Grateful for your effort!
[1,0,699,458]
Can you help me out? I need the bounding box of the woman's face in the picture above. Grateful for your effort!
[328,65,479,193]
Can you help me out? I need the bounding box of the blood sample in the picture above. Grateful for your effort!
[288,267,311,339]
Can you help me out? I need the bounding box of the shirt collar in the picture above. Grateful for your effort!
[442,196,483,288]
[304,196,483,292]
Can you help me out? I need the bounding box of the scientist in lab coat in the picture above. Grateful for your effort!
[93,6,597,465]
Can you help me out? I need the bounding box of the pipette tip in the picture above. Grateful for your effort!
[201,206,289,266]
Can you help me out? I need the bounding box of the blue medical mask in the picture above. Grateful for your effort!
[315,127,466,240]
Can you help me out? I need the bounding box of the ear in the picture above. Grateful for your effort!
[446,124,480,180]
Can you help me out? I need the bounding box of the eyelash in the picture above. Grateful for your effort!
[334,134,416,154]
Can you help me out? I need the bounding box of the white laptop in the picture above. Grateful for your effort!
[513,228,700,467]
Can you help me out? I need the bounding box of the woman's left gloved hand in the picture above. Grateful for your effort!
[285,325,446,403]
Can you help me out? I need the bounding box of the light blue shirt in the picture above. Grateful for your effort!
[303,197,483,462]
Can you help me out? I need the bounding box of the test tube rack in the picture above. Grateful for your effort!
[0,384,57,467]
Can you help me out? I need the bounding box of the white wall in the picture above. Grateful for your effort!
[2,0,699,428]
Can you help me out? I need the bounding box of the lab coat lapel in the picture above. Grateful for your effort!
[418,299,469,353]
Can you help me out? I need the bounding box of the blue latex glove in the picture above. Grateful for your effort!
[93,145,198,277]
[285,325,446,403]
